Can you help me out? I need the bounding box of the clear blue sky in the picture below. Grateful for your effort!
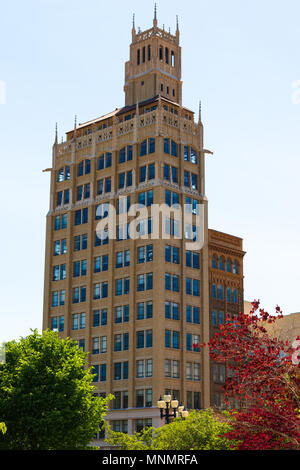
[1,0,300,343]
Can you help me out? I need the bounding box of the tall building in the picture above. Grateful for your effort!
[43,8,244,440]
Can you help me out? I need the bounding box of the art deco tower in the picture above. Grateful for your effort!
[43,8,244,441]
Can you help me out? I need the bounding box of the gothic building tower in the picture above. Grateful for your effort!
[43,8,244,441]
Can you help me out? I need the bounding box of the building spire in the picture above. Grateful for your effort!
[132,13,136,41]
[55,122,58,144]
[176,15,179,31]
[198,100,202,124]
[153,3,158,27]
[74,114,77,130]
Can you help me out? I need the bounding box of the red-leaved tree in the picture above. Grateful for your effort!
[206,301,300,449]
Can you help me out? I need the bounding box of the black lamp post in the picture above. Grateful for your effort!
[157,394,189,424]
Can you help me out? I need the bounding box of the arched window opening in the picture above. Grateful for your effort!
[233,260,238,274]
[212,254,217,269]
[171,51,175,67]
[159,46,163,61]
[226,258,231,273]
[165,47,169,64]
[219,256,224,271]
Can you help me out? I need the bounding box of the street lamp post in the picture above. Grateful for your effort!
[157,394,189,424]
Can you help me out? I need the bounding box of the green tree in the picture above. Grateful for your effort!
[0,329,110,450]
[106,409,237,450]
[0,422,6,435]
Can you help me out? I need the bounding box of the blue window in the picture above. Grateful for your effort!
[172,331,179,349]
[218,285,224,300]
[193,252,200,269]
[147,190,153,206]
[93,310,100,327]
[191,148,197,164]
[148,163,155,180]
[186,334,192,351]
[123,361,128,380]
[92,365,99,382]
[114,335,122,352]
[149,138,155,154]
[124,305,130,322]
[165,273,171,290]
[193,307,200,324]
[106,152,112,167]
[165,330,171,348]
[171,166,178,182]
[140,140,147,156]
[186,278,192,295]
[119,147,126,163]
[186,305,192,323]
[226,258,231,272]
[137,274,145,292]
[212,284,217,298]
[98,155,104,170]
[227,287,231,302]
[164,164,170,180]
[164,138,170,154]
[146,273,153,290]
[173,275,179,292]
[100,364,106,382]
[184,171,190,187]
[119,173,125,189]
[171,140,177,157]
[146,330,152,348]
[165,245,171,262]
[140,166,146,182]
[124,278,130,294]
[233,261,238,274]
[165,190,171,207]
[233,288,238,303]
[114,363,121,381]
[172,192,179,205]
[212,310,217,326]
[52,291,59,307]
[51,317,58,330]
[184,145,190,161]
[186,250,192,267]
[136,331,144,349]
[137,303,145,320]
[193,279,200,296]
[212,255,217,269]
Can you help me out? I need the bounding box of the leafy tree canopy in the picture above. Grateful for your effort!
[0,329,110,450]
[106,409,237,450]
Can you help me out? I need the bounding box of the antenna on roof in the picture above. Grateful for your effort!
[153,3,158,27]
[198,100,202,124]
